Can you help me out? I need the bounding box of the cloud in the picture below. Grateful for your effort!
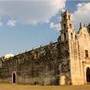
[6,19,16,27]
[50,22,61,32]
[0,0,66,25]
[72,3,90,30]
[0,22,3,26]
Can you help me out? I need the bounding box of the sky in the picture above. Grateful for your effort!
[0,0,90,56]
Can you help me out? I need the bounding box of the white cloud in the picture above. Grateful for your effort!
[0,0,66,25]
[72,3,90,30]
[50,22,61,31]
[6,19,16,27]
[0,22,3,26]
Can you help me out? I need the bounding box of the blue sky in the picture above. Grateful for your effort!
[0,0,90,56]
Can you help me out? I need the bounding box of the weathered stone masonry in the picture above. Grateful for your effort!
[0,42,60,85]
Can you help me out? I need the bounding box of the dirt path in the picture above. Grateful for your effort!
[0,84,90,90]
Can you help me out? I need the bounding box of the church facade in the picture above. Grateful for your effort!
[0,11,90,85]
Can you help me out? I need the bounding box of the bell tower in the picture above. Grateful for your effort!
[58,10,84,85]
[58,10,74,85]
[61,10,73,31]
[59,10,74,42]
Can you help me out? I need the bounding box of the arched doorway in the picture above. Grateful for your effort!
[12,72,16,83]
[86,67,90,83]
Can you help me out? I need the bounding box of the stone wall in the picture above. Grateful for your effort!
[0,42,60,85]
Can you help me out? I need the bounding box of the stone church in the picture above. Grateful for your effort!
[0,10,90,85]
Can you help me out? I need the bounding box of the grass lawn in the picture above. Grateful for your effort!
[0,84,90,90]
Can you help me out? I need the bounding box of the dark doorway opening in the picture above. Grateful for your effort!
[12,73,16,83]
[86,68,90,83]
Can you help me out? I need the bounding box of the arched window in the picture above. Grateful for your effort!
[64,33,66,40]
[75,35,77,39]
[71,33,73,39]
[85,50,88,58]
[69,24,72,28]
[64,24,66,29]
